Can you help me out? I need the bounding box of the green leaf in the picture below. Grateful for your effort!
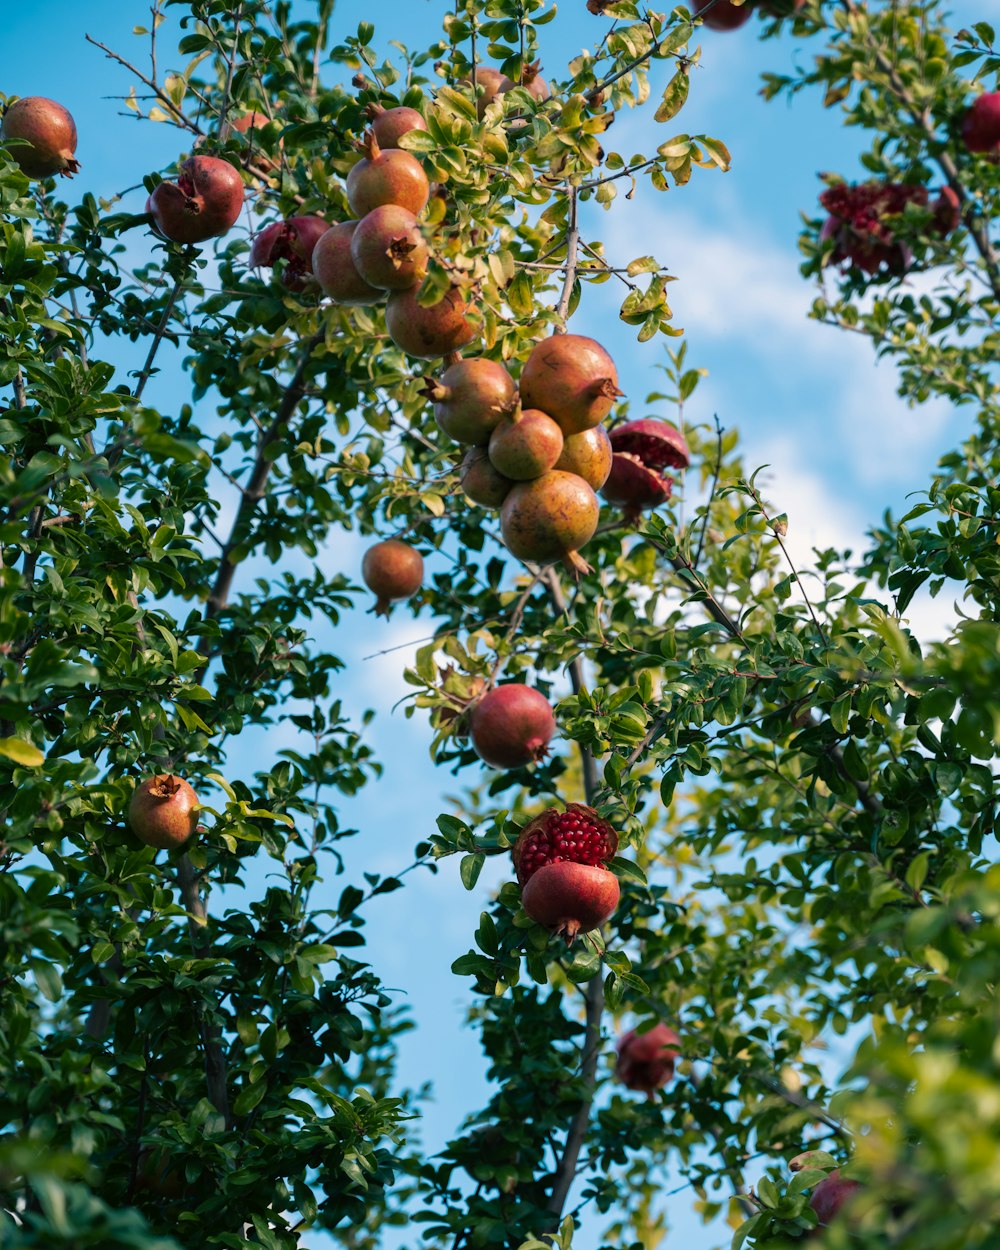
[654,68,690,123]
[0,737,43,767]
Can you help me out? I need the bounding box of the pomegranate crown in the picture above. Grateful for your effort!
[512,803,618,886]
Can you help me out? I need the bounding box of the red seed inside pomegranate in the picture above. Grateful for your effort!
[513,804,618,884]
[361,539,424,616]
[519,335,622,435]
[469,684,556,769]
[1,96,79,178]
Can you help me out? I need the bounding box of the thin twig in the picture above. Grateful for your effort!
[217,2,245,136]
[693,414,724,571]
[554,187,580,328]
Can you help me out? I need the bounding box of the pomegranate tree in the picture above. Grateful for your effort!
[513,805,621,941]
[0,96,79,178]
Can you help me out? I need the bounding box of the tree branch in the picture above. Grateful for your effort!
[554,188,580,328]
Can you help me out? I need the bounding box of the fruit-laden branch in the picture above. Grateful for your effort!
[196,330,324,674]
[839,0,1000,302]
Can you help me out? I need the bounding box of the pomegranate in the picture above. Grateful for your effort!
[513,804,620,940]
[1,97,79,178]
[615,1023,681,1095]
[313,222,383,305]
[385,285,477,358]
[695,0,753,28]
[147,155,245,245]
[488,408,564,481]
[819,181,929,275]
[249,215,328,289]
[421,357,517,445]
[554,426,613,490]
[467,67,506,119]
[500,470,600,575]
[932,185,962,235]
[519,335,622,435]
[361,539,424,616]
[229,110,280,171]
[460,447,513,509]
[468,684,557,769]
[346,131,430,217]
[602,418,690,519]
[499,61,551,104]
[350,204,428,290]
[810,1170,863,1225]
[962,92,1000,154]
[129,774,200,851]
[366,103,428,148]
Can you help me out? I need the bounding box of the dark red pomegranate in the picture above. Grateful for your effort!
[514,804,620,940]
[519,335,622,435]
[695,0,753,28]
[1,96,79,178]
[500,470,600,576]
[346,131,430,217]
[422,358,517,445]
[461,447,513,508]
[249,215,328,289]
[810,1170,863,1226]
[129,774,200,851]
[366,103,429,148]
[313,222,383,305]
[488,408,564,481]
[385,285,477,358]
[350,204,428,290]
[554,426,613,490]
[602,419,690,520]
[361,539,424,616]
[962,92,1000,154]
[468,684,556,769]
[819,181,930,275]
[147,155,245,245]
[932,185,962,235]
[615,1023,681,1095]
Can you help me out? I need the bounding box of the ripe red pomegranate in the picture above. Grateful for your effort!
[519,335,622,435]
[350,204,428,290]
[962,91,1000,154]
[615,1023,681,1095]
[366,103,429,148]
[554,426,613,490]
[461,446,514,508]
[346,131,430,217]
[385,285,477,358]
[422,358,517,445]
[695,0,753,28]
[361,539,424,616]
[819,181,929,275]
[810,1170,863,1225]
[313,222,383,305]
[602,419,690,519]
[1,97,79,178]
[500,470,600,575]
[249,215,329,289]
[468,684,556,769]
[129,774,200,851]
[488,408,564,481]
[514,804,620,940]
[147,156,245,245]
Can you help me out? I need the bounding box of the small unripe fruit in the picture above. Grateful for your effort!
[129,774,200,851]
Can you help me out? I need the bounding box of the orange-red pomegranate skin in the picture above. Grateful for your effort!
[468,685,556,769]
[1,97,79,178]
[129,774,200,851]
[521,861,620,940]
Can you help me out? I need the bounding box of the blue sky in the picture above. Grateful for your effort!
[6,0,993,1245]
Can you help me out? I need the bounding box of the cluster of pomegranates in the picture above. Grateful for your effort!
[819,179,960,275]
